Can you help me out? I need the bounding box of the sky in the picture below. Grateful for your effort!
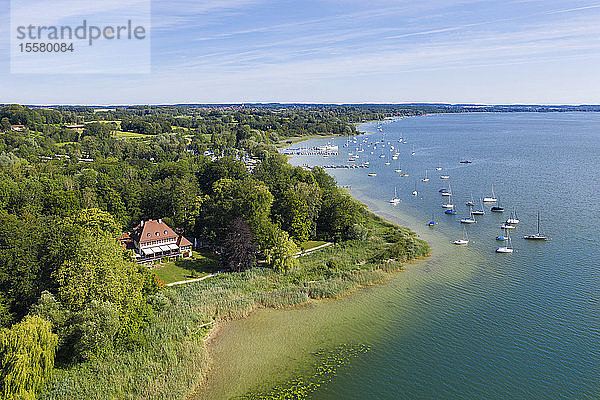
[1,0,600,104]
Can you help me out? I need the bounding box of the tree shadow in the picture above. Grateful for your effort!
[175,252,221,275]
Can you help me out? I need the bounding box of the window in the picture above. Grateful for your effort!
[147,233,151,237]
[155,232,159,236]
[164,230,168,235]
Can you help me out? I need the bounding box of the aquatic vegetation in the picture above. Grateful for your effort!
[233,344,370,400]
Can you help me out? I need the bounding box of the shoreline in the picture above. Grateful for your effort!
[191,250,429,400]
[191,121,433,398]
[275,115,409,148]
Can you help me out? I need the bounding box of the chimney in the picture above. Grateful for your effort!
[141,220,144,227]
[158,219,162,224]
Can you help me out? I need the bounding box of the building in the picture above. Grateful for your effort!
[120,219,193,264]
[10,125,25,131]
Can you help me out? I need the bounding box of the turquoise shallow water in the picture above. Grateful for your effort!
[286,113,600,400]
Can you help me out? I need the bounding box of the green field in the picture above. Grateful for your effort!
[153,251,221,284]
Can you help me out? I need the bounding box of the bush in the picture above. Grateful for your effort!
[71,301,120,361]
[347,223,368,240]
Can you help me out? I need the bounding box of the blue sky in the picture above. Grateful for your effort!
[1,0,600,104]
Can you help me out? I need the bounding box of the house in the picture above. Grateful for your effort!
[120,219,193,264]
[64,124,85,129]
[10,125,25,131]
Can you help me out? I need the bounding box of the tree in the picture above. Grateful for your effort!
[200,178,274,243]
[54,228,145,314]
[317,189,363,241]
[274,189,311,243]
[0,315,58,400]
[82,122,112,140]
[256,222,299,272]
[71,300,120,361]
[0,212,47,322]
[0,118,10,132]
[221,218,258,272]
[265,229,299,273]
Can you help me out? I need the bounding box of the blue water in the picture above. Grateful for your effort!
[288,113,600,400]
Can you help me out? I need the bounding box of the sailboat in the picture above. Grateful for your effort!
[421,170,430,182]
[389,186,401,204]
[441,184,453,197]
[442,191,454,209]
[524,212,548,240]
[471,198,485,215]
[465,193,475,207]
[496,229,514,253]
[491,198,504,213]
[412,181,418,196]
[460,209,476,224]
[453,226,469,245]
[483,184,498,202]
[506,209,519,225]
[411,145,416,156]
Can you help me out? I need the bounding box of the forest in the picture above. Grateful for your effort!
[0,104,430,399]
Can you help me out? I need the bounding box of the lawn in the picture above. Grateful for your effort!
[113,130,154,139]
[298,240,328,251]
[153,251,221,284]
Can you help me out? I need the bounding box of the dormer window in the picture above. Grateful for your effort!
[147,233,151,237]
[164,230,168,235]
[155,232,160,236]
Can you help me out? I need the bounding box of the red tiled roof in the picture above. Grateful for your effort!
[139,220,178,245]
[127,219,193,251]
[178,235,192,247]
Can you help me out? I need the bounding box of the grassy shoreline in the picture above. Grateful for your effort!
[39,202,429,399]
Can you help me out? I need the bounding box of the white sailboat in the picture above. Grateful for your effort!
[442,191,454,209]
[453,226,469,245]
[390,186,401,204]
[506,209,519,225]
[496,229,514,253]
[524,212,548,240]
[465,193,475,207]
[483,184,498,203]
[421,170,430,182]
[412,181,418,196]
[441,184,453,197]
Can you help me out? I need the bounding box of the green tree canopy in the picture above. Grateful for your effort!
[0,315,58,400]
